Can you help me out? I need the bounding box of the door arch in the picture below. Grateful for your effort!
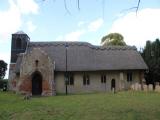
[32,71,42,95]
[111,79,116,90]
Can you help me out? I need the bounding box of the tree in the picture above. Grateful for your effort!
[141,39,160,88]
[101,33,126,46]
[0,60,7,80]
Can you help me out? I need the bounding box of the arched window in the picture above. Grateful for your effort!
[111,79,115,89]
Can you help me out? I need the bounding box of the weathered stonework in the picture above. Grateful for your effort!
[18,75,32,95]
[8,63,17,91]
[12,47,56,96]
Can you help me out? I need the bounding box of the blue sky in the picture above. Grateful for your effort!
[0,0,160,78]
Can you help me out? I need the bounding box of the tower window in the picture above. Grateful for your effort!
[16,38,22,49]
[35,60,39,67]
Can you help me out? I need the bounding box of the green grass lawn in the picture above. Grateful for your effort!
[0,91,160,120]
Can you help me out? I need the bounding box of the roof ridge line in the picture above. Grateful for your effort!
[29,42,137,50]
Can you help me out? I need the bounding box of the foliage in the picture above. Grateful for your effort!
[0,91,160,120]
[0,60,7,80]
[0,79,8,89]
[141,39,160,86]
[101,33,126,46]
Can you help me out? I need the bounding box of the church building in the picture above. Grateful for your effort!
[9,31,148,96]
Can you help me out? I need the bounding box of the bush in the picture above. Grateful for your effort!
[0,79,8,90]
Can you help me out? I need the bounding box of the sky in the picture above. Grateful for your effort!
[0,0,160,78]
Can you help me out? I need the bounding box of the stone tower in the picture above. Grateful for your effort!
[11,31,30,63]
[9,31,30,90]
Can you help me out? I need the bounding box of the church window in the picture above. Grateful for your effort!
[127,72,132,82]
[67,73,74,85]
[101,75,106,83]
[83,74,90,85]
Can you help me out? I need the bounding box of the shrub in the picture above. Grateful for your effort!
[0,79,8,89]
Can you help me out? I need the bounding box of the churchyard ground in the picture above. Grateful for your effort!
[0,91,160,120]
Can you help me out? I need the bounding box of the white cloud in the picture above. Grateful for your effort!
[56,18,104,42]
[56,30,86,41]
[0,0,39,42]
[27,21,36,32]
[0,0,21,40]
[14,0,39,14]
[78,21,86,27]
[108,8,160,48]
[65,30,85,41]
[88,18,104,32]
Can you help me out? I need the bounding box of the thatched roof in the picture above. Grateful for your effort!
[15,41,148,73]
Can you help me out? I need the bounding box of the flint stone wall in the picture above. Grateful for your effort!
[8,64,17,91]
[18,47,55,96]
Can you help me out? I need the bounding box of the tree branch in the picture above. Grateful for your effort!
[77,0,80,10]
[64,0,71,15]
[120,0,141,15]
[136,0,141,14]
[42,0,141,15]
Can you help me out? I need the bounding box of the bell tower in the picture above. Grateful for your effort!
[9,31,30,91]
[11,31,30,63]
